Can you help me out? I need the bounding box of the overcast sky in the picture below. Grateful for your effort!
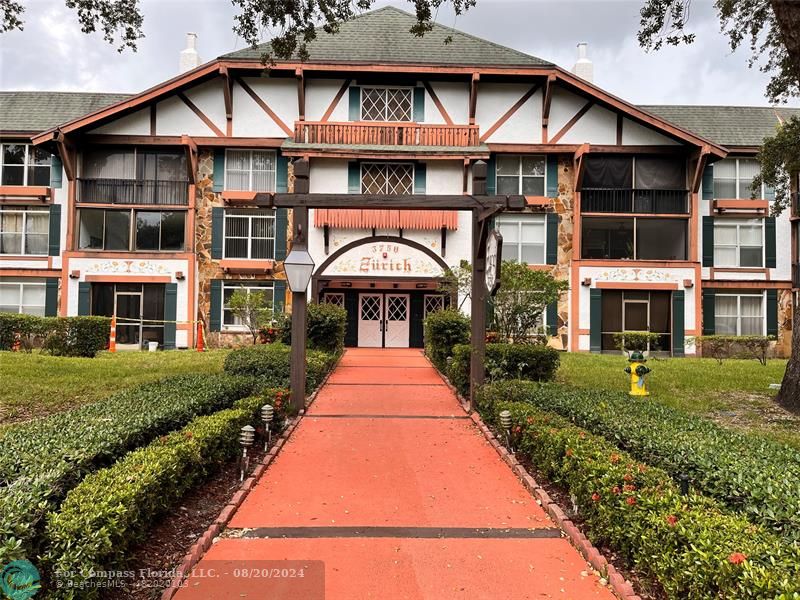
[1,0,797,107]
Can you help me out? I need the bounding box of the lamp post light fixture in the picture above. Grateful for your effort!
[499,409,513,453]
[283,248,315,294]
[239,425,255,482]
[261,404,274,450]
[284,239,315,414]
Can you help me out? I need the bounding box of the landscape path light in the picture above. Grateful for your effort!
[239,425,255,481]
[261,404,274,450]
[499,409,513,453]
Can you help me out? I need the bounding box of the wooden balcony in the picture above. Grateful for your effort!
[293,121,481,147]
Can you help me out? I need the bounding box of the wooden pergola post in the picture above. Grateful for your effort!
[469,161,488,409]
[289,159,310,412]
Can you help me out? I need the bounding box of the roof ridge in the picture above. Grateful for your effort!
[0,90,131,96]
[641,103,799,110]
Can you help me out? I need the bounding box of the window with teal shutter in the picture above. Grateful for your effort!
[765,216,776,268]
[485,156,496,195]
[48,204,61,256]
[348,87,361,121]
[273,280,286,312]
[45,278,59,317]
[211,207,224,260]
[348,162,360,193]
[701,164,714,200]
[50,155,63,188]
[546,155,558,197]
[702,289,716,335]
[413,163,426,194]
[702,216,714,267]
[78,282,91,316]
[276,155,289,193]
[163,283,177,349]
[212,150,225,192]
[766,289,778,337]
[589,289,602,353]
[413,87,425,122]
[545,213,558,265]
[546,301,558,336]
[275,209,288,261]
[672,290,685,356]
[209,280,222,331]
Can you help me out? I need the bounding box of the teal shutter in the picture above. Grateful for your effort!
[274,209,288,261]
[273,280,286,313]
[413,87,425,122]
[163,283,177,349]
[766,289,778,337]
[702,216,714,267]
[589,289,602,353]
[702,164,714,200]
[48,204,61,256]
[410,293,424,348]
[413,163,426,194]
[211,207,224,260]
[78,282,91,316]
[348,87,361,121]
[49,155,63,188]
[546,155,558,197]
[212,149,225,192]
[545,213,558,265]
[348,162,360,193]
[765,216,776,268]
[276,155,289,193]
[546,301,558,336]
[486,155,496,195]
[209,280,222,332]
[672,290,685,357]
[702,289,716,335]
[45,278,59,317]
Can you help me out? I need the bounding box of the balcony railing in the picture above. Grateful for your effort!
[78,178,189,206]
[293,121,481,147]
[581,188,689,214]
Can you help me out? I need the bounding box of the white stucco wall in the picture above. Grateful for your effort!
[232,76,297,137]
[474,83,541,143]
[305,79,349,122]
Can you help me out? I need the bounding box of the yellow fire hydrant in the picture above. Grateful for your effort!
[624,351,651,396]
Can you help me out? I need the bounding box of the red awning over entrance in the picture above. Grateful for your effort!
[314,209,458,231]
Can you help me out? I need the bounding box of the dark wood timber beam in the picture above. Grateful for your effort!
[541,74,556,142]
[574,143,590,191]
[54,131,76,181]
[469,73,479,125]
[220,66,233,136]
[423,81,453,125]
[296,68,305,121]
[691,145,711,194]
[81,135,286,147]
[181,135,199,184]
[260,193,525,211]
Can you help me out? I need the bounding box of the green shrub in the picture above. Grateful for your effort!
[44,390,286,598]
[476,381,800,541]
[0,314,54,350]
[423,308,469,372]
[696,335,774,365]
[481,400,800,599]
[611,331,663,353]
[0,374,255,564]
[0,314,110,356]
[223,343,337,393]
[277,302,347,353]
[448,343,560,397]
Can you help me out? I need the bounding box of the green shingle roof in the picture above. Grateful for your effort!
[642,105,800,147]
[0,91,131,135]
[221,6,551,67]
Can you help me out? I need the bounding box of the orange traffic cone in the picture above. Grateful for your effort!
[109,315,117,353]
[196,321,205,352]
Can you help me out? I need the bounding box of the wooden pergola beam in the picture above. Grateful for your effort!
[469,73,479,125]
[258,192,526,212]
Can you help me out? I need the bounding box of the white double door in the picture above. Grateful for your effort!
[357,293,410,348]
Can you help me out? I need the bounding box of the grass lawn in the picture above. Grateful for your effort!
[557,353,800,448]
[0,350,230,425]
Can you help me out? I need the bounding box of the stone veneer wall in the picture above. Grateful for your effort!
[195,149,291,348]
[776,289,793,357]
[549,156,574,351]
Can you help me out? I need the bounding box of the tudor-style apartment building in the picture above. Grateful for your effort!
[1,7,797,355]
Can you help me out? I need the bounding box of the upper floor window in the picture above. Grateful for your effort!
[713,218,763,267]
[713,158,770,199]
[496,155,545,196]
[0,278,46,316]
[224,209,276,260]
[225,150,276,192]
[361,163,414,195]
[80,148,187,205]
[0,206,49,256]
[361,87,413,122]
[582,216,688,261]
[1,144,51,186]
[496,214,546,264]
[715,293,763,336]
[78,208,185,252]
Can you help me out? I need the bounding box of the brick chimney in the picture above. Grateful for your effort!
[572,42,594,83]
[179,33,201,74]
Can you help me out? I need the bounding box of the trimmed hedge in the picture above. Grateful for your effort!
[423,308,470,372]
[44,391,286,598]
[277,302,348,353]
[448,343,560,397]
[223,342,338,393]
[477,381,800,541]
[0,314,110,356]
[0,374,255,564]
[481,400,800,599]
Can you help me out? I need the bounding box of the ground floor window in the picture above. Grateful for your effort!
[715,293,764,336]
[0,278,46,315]
[600,289,671,353]
[424,294,445,317]
[90,282,165,346]
[222,281,275,330]
[322,292,345,308]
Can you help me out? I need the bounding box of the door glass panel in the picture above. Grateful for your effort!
[116,293,141,345]
[387,296,408,321]
[360,295,381,321]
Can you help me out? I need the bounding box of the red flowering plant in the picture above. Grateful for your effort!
[261,387,293,432]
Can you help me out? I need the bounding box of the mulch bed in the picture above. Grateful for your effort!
[103,446,269,600]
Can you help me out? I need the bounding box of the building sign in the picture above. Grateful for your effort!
[322,243,445,278]
[485,230,502,296]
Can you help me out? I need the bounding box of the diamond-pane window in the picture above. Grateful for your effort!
[323,293,344,308]
[424,295,445,317]
[387,296,408,321]
[360,295,382,321]
[361,163,413,195]
[361,87,412,122]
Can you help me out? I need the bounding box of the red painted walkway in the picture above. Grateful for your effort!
[175,349,616,599]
